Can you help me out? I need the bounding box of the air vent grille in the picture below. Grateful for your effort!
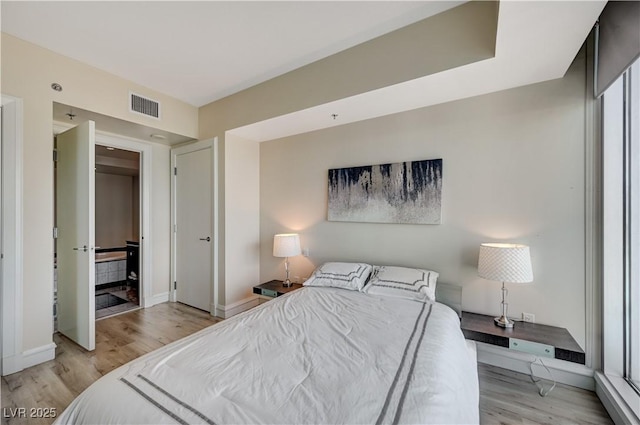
[130,92,160,119]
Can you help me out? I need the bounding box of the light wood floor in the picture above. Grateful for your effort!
[479,363,612,425]
[1,303,221,425]
[2,303,613,425]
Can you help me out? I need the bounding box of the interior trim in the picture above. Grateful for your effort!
[595,372,640,425]
[21,342,56,370]
[146,291,169,308]
[214,295,259,319]
[1,95,24,376]
[585,32,604,371]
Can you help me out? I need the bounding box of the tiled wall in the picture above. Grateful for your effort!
[53,259,126,332]
[96,260,126,285]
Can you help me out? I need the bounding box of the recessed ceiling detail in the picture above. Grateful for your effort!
[53,102,194,146]
[228,1,606,143]
[8,2,606,145]
[1,1,464,106]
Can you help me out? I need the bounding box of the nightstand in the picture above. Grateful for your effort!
[461,311,585,364]
[253,280,303,304]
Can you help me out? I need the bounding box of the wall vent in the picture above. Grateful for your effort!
[129,92,161,120]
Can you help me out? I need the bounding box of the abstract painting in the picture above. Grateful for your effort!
[328,159,442,224]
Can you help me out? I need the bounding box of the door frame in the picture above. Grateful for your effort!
[1,94,24,375]
[170,138,218,315]
[54,123,153,308]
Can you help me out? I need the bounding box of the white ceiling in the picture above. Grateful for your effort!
[1,1,463,107]
[229,0,606,142]
[3,1,606,144]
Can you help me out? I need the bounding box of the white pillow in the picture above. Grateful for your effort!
[363,266,438,302]
[303,262,373,291]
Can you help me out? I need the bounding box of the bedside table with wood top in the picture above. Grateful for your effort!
[461,311,585,365]
[253,280,303,304]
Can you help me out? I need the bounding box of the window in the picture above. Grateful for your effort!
[602,57,640,411]
[625,60,640,394]
[625,59,640,392]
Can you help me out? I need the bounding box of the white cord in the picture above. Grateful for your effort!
[528,357,556,397]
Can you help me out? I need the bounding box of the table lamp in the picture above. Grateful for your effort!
[478,243,533,328]
[273,233,301,287]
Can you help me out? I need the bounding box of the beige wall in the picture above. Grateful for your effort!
[149,144,172,298]
[199,2,496,307]
[2,34,198,138]
[224,135,260,305]
[95,173,135,248]
[199,1,496,139]
[260,51,589,348]
[2,0,591,358]
[1,33,197,351]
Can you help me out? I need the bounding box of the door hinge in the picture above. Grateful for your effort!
[174,281,177,290]
[174,224,177,233]
[53,227,58,239]
[174,167,177,176]
[53,150,58,162]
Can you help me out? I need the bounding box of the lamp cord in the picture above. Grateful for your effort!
[529,357,556,397]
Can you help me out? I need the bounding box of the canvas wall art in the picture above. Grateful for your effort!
[328,158,442,224]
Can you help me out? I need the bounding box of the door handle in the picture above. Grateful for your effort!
[73,245,88,252]
[199,237,211,242]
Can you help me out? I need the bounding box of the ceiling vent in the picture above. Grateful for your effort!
[129,92,160,120]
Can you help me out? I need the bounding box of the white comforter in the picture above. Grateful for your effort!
[56,287,478,424]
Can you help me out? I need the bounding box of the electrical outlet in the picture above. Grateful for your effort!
[522,312,535,323]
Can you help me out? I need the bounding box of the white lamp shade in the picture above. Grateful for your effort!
[273,233,301,258]
[478,243,533,283]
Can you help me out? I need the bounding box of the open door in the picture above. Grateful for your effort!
[56,121,96,351]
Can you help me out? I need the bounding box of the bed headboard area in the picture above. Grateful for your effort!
[435,282,463,319]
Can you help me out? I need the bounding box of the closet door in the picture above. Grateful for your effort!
[174,144,212,312]
[56,121,96,351]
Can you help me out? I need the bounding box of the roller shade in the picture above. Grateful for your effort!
[596,0,640,97]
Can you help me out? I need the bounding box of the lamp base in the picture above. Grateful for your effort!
[494,315,514,328]
[283,279,292,288]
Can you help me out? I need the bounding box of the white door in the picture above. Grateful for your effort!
[0,106,3,370]
[56,121,96,351]
[175,146,211,311]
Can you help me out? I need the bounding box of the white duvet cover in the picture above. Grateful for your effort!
[56,287,478,424]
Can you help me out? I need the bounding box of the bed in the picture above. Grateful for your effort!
[56,264,479,424]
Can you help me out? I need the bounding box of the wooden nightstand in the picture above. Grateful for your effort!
[461,311,585,364]
[253,280,303,304]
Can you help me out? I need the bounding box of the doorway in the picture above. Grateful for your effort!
[94,145,140,319]
[54,121,153,351]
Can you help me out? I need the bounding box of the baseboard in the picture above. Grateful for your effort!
[21,342,56,370]
[475,341,595,390]
[215,296,259,319]
[211,302,225,318]
[595,372,640,425]
[145,291,169,308]
[2,353,23,376]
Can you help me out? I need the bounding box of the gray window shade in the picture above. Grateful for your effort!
[596,1,640,97]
